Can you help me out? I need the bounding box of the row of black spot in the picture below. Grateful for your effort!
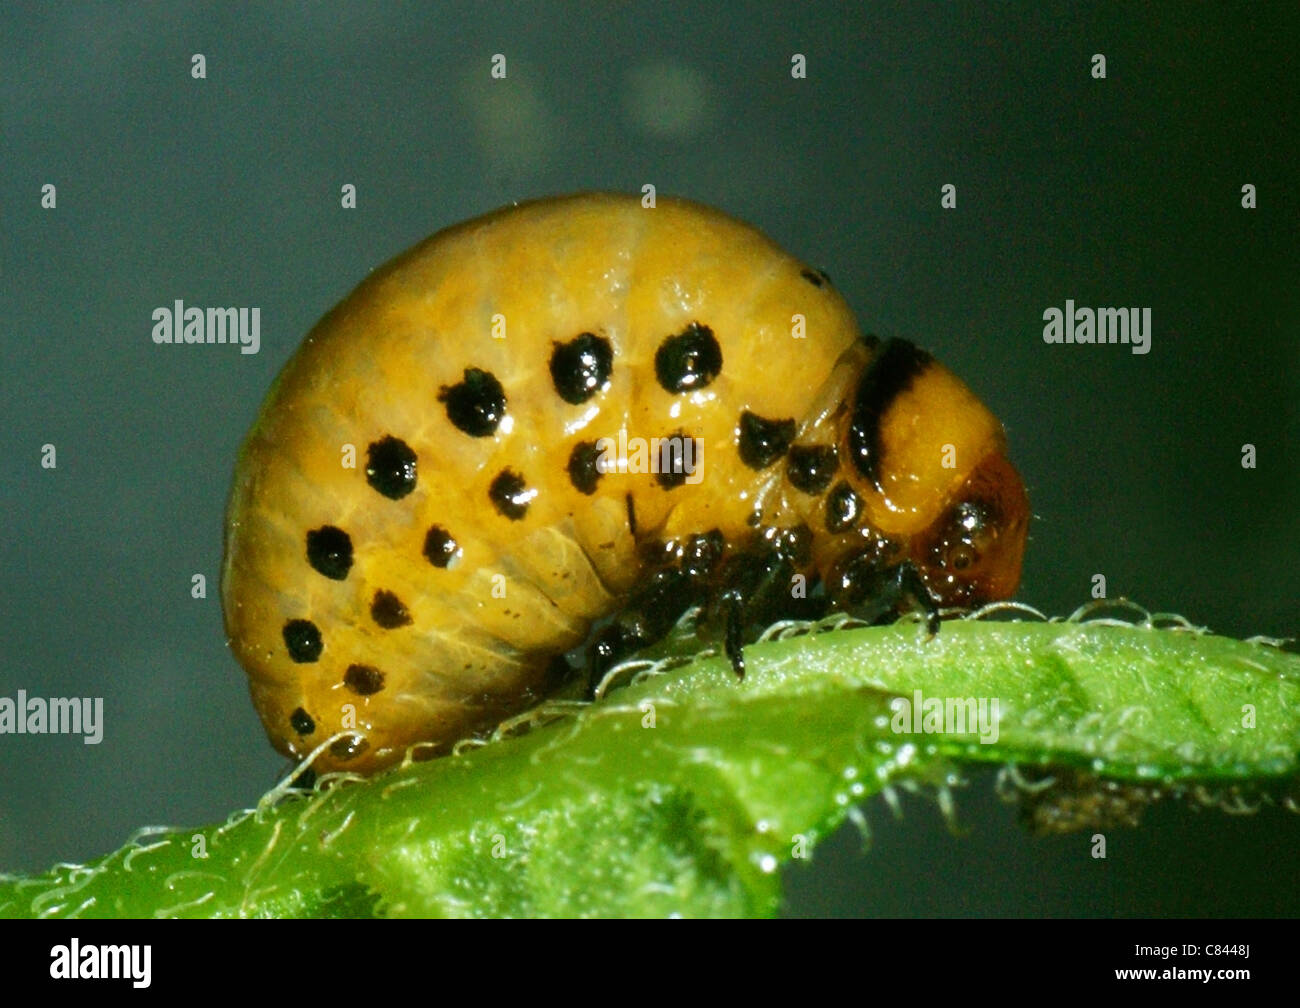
[560,410,811,499]
[563,431,702,496]
[365,412,821,508]
[429,323,721,446]
[361,430,540,522]
[283,582,409,642]
[306,523,463,582]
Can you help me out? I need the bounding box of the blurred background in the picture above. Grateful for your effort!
[2,2,1297,914]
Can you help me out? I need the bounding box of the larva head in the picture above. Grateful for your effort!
[826,337,1029,608]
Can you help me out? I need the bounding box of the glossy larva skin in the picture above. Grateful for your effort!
[221,193,1028,775]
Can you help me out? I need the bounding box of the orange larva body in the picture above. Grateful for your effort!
[221,193,1029,775]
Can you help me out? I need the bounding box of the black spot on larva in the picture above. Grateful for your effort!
[550,333,613,405]
[625,493,638,536]
[655,323,722,394]
[786,444,839,495]
[283,619,323,663]
[654,431,698,490]
[489,468,533,520]
[329,734,368,761]
[305,525,353,581]
[568,440,603,495]
[366,436,417,500]
[824,481,862,534]
[344,664,385,696]
[423,526,460,568]
[800,267,832,288]
[738,410,796,470]
[370,589,412,629]
[438,367,507,437]
[289,707,315,736]
[848,338,933,490]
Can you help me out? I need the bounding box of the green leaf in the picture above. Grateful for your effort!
[2,609,1297,918]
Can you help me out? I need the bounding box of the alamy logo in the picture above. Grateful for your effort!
[595,430,703,484]
[1042,299,1151,355]
[0,691,103,744]
[889,689,1000,744]
[50,940,150,988]
[151,300,260,354]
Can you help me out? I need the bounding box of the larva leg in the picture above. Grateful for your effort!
[584,526,827,693]
[699,527,827,679]
[826,555,941,635]
[584,530,730,695]
[586,566,702,696]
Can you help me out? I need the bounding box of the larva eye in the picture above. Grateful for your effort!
[947,542,979,573]
[944,502,991,568]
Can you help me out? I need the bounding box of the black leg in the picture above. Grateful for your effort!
[698,527,825,680]
[719,588,746,679]
[585,527,827,692]
[585,565,701,697]
[894,561,941,636]
[827,554,940,635]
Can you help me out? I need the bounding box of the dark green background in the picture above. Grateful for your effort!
[2,2,1297,915]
